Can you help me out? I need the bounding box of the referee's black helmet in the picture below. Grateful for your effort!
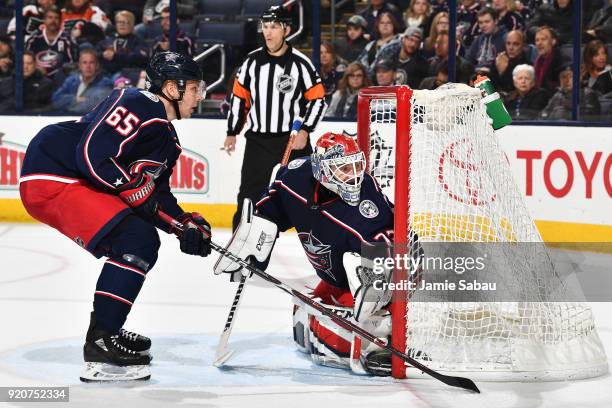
[260,5,291,26]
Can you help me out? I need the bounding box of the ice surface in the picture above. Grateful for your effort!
[0,224,610,408]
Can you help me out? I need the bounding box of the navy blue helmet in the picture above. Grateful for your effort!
[145,52,203,95]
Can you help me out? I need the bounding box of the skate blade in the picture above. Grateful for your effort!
[80,362,151,382]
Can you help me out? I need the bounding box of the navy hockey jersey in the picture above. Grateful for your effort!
[255,157,394,289]
[21,88,184,219]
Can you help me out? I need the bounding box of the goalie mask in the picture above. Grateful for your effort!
[311,133,366,206]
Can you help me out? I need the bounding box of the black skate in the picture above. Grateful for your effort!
[80,313,151,382]
[118,328,152,356]
[362,349,392,376]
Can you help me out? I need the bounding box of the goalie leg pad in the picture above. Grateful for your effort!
[308,314,353,369]
[214,198,278,277]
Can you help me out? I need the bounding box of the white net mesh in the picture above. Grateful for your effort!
[364,84,608,380]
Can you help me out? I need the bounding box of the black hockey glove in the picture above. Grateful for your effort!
[118,172,159,221]
[176,212,212,257]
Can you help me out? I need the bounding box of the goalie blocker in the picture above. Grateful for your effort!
[213,198,278,280]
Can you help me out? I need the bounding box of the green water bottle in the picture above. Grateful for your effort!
[474,75,512,130]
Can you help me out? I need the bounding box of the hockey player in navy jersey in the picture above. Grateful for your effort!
[19,52,212,382]
[215,133,397,376]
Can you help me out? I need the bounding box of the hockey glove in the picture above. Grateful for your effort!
[213,198,278,281]
[344,252,392,322]
[176,212,212,257]
[118,172,159,221]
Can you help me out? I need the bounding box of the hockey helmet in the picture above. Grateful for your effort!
[145,51,205,99]
[260,5,292,27]
[311,133,366,206]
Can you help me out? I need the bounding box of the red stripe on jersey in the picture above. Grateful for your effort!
[320,210,372,246]
[115,118,169,158]
[276,181,308,204]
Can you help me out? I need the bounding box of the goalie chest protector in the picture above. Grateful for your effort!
[255,156,394,289]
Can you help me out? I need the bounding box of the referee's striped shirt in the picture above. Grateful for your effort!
[227,45,327,136]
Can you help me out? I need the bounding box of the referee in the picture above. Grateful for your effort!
[224,5,327,229]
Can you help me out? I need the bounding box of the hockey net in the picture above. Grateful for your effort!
[357,85,608,381]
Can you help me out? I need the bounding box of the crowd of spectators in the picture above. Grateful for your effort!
[1,0,197,113]
[0,0,611,121]
[321,0,612,120]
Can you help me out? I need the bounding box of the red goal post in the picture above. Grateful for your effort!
[357,86,412,378]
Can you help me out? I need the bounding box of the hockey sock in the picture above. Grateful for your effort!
[93,215,160,333]
[94,258,147,333]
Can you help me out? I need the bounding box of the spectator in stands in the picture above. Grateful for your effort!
[514,0,540,22]
[374,58,397,86]
[325,62,371,119]
[526,0,573,45]
[336,15,369,63]
[113,75,133,89]
[490,30,530,93]
[360,0,404,39]
[419,58,449,89]
[428,30,474,84]
[357,12,402,77]
[7,0,56,37]
[142,0,197,25]
[62,0,111,46]
[0,36,14,77]
[403,0,431,33]
[0,51,54,112]
[423,11,448,57]
[430,0,448,15]
[540,63,601,120]
[503,64,550,119]
[581,40,611,89]
[394,27,429,88]
[320,42,347,104]
[533,26,564,92]
[26,7,74,84]
[585,0,612,43]
[98,10,148,79]
[52,48,112,113]
[492,0,524,33]
[467,8,507,74]
[152,6,194,57]
[457,0,481,47]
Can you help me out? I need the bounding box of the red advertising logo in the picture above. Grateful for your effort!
[517,150,612,199]
[170,148,209,194]
[0,136,26,190]
[438,139,497,206]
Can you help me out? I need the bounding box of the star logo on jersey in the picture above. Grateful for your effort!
[113,178,124,187]
[298,232,335,282]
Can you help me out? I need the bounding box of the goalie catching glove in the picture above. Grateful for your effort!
[344,252,392,322]
[213,199,278,281]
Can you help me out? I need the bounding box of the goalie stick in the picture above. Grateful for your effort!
[158,210,480,393]
[214,119,303,367]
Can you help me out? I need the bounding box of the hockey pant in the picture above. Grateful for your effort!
[292,280,391,374]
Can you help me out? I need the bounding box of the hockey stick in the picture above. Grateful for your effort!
[159,210,480,393]
[213,119,303,367]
